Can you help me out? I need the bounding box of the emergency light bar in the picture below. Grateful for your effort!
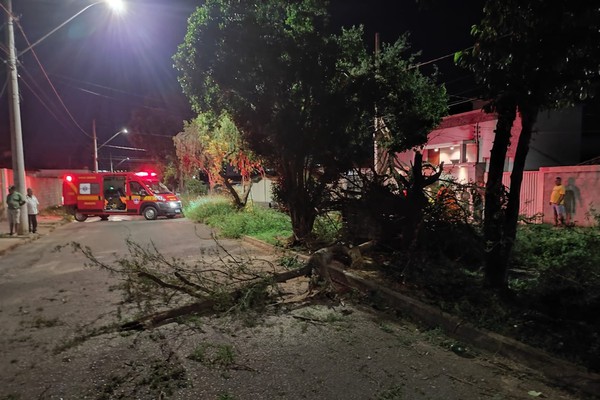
[134,171,157,177]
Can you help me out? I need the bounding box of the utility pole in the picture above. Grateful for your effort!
[373,32,389,175]
[5,0,27,235]
[93,119,99,172]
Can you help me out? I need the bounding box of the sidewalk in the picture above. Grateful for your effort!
[0,215,68,256]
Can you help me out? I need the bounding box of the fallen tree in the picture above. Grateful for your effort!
[57,235,358,331]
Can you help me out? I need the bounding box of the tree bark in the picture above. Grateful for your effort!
[221,175,252,209]
[394,152,442,250]
[502,104,538,266]
[280,161,320,244]
[483,97,517,289]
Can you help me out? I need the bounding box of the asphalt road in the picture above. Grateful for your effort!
[0,217,583,399]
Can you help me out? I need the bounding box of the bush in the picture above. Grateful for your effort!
[184,178,208,196]
[312,212,343,246]
[512,225,600,312]
[510,224,600,370]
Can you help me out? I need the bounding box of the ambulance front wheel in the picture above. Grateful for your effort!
[74,212,88,222]
[143,206,158,220]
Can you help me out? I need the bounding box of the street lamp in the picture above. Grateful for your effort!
[4,0,126,235]
[112,157,130,172]
[18,0,126,57]
[94,127,128,172]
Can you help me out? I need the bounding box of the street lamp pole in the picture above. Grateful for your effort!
[5,0,27,234]
[93,119,99,172]
[4,0,126,233]
[94,126,128,171]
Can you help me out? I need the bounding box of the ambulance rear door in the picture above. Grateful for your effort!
[76,175,104,212]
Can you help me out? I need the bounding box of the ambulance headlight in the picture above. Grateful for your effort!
[169,201,178,208]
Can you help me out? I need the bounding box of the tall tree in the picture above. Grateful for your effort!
[173,117,210,185]
[174,0,368,242]
[174,0,447,243]
[174,112,262,208]
[459,0,600,288]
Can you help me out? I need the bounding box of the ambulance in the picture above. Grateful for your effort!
[62,171,183,221]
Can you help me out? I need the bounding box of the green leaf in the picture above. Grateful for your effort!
[453,51,463,64]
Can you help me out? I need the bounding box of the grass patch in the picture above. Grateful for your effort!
[139,360,187,395]
[184,196,345,246]
[185,196,292,243]
[377,384,405,400]
[187,342,236,368]
[183,196,237,222]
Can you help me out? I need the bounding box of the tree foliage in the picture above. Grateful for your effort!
[374,37,448,154]
[174,112,262,208]
[458,0,600,288]
[174,0,447,242]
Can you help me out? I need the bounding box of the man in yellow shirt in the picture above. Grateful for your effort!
[549,176,566,226]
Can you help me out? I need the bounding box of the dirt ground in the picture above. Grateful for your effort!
[0,266,586,400]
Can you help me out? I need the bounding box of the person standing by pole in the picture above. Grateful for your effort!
[26,188,40,234]
[550,176,566,227]
[7,185,26,235]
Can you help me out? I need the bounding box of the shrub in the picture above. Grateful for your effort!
[312,212,343,246]
[183,178,208,196]
[511,225,600,315]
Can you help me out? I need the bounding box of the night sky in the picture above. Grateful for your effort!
[1,0,484,170]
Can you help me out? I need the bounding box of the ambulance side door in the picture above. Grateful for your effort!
[126,179,148,214]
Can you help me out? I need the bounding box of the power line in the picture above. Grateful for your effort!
[1,1,93,139]
[408,46,475,71]
[19,76,74,133]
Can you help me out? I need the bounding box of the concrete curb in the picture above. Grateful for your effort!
[242,236,600,397]
[0,218,69,257]
[0,240,24,256]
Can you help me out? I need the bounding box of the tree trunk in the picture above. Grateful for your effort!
[483,97,517,289]
[222,175,253,209]
[502,105,538,263]
[289,199,317,243]
[279,161,320,244]
[399,152,441,250]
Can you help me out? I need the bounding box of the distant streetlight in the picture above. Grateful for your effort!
[94,126,128,172]
[112,157,130,172]
[4,0,126,235]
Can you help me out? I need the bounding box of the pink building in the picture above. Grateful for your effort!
[396,109,523,183]
[395,108,600,226]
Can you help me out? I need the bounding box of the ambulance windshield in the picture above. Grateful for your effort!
[147,181,172,194]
